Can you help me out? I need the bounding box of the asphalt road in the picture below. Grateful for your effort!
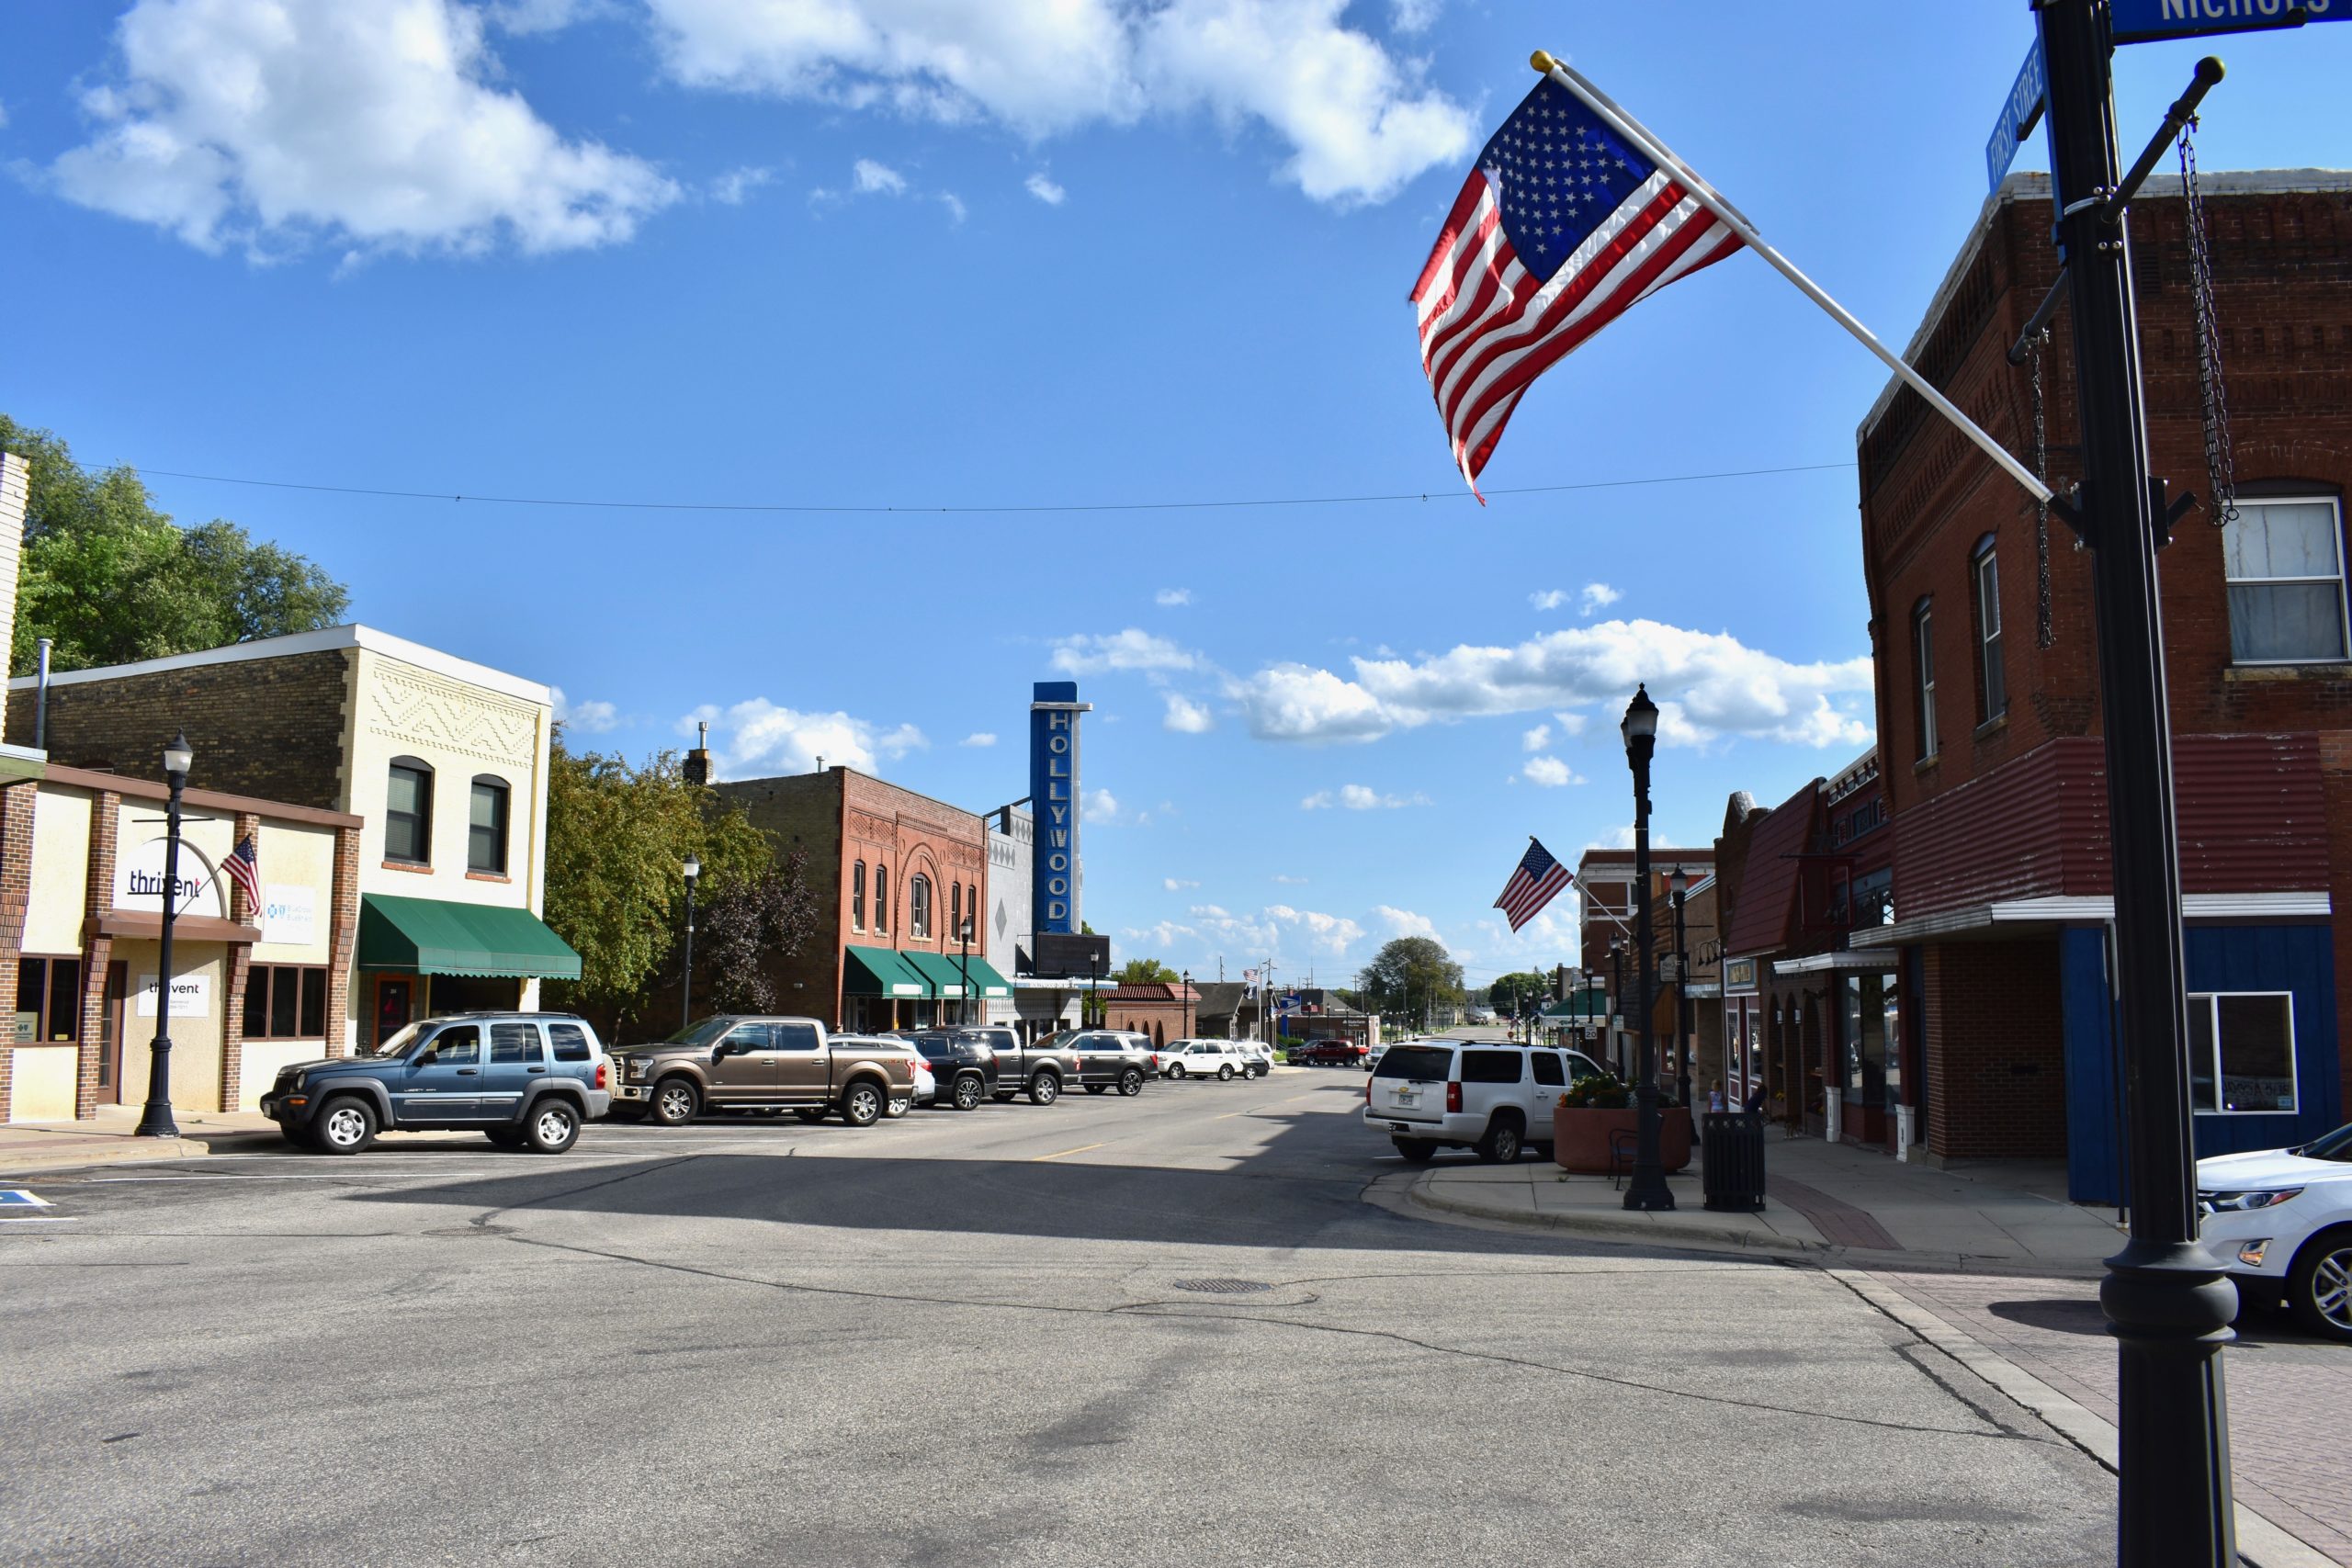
[0,1068,2117,1567]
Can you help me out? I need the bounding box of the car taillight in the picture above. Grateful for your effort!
[1446,1081,1463,1113]
[595,1062,607,1089]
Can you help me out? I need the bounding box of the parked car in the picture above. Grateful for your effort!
[1291,1038,1368,1068]
[903,1031,1000,1111]
[961,1024,1082,1105]
[1364,1042,1389,1073]
[1042,1030,1154,1097]
[259,1012,611,1155]
[1235,1043,1273,1078]
[901,1049,934,1114]
[1160,1040,1250,1080]
[2197,1122,2352,1343]
[609,1016,917,1128]
[1363,1041,1608,1164]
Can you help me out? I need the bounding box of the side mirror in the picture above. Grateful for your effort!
[711,1040,732,1059]
[415,1049,438,1066]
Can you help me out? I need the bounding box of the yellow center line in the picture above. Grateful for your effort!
[1032,1142,1106,1161]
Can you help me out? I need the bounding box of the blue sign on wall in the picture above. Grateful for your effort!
[2110,0,2344,44]
[1028,681,1091,935]
[1984,39,2047,193]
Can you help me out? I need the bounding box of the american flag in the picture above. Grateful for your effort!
[1411,73,1743,490]
[222,835,262,911]
[1493,838,1573,931]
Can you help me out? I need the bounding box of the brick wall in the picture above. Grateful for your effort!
[326,823,360,1055]
[1919,938,2069,1161]
[0,780,38,1120]
[2324,734,2352,1121]
[713,772,846,1019]
[7,649,355,809]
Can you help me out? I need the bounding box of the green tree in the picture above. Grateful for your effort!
[698,846,820,1015]
[1356,936,1465,1027]
[538,739,771,1033]
[1114,956,1181,985]
[1488,970,1553,1018]
[1,415,349,673]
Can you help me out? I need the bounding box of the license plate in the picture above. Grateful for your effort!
[1395,1091,1417,1105]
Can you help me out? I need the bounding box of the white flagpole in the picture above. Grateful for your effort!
[1532,51,2054,507]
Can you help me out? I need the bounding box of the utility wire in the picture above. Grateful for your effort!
[93,458,1858,519]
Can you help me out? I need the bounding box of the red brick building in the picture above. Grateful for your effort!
[1103,981,1202,1046]
[1859,171,2349,1199]
[1577,845,1714,1075]
[715,767,1005,1032]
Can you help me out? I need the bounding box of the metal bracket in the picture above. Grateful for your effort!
[2047,485,2090,545]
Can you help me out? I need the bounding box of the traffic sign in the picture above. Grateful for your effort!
[1985,39,2048,192]
[2110,0,2345,44]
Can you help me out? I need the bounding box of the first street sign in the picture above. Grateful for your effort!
[1985,39,2048,192]
[2111,0,2345,43]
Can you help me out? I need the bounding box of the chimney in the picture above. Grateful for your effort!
[682,718,711,786]
[0,450,28,747]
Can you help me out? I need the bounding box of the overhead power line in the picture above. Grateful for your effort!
[94,458,1859,519]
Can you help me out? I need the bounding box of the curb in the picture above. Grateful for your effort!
[0,1131,288,1176]
[1406,1173,1824,1257]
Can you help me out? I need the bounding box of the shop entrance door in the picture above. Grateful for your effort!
[374,976,415,1049]
[97,962,129,1104]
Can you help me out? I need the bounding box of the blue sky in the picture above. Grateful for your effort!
[5,1,2348,988]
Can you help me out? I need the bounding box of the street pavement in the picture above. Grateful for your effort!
[0,1070,2173,1567]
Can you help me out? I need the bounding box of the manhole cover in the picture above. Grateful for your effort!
[1171,1278,1272,1294]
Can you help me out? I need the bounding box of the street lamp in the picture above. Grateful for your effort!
[1609,939,1626,1077]
[1620,685,1672,1212]
[1669,866,1694,1110]
[680,854,700,1032]
[134,732,195,1139]
[958,917,976,1026]
[1182,970,1193,1040]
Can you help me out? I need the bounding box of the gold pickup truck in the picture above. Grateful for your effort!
[608,1016,918,1127]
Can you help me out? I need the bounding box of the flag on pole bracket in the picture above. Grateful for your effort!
[1412,52,2052,508]
[1494,838,1573,932]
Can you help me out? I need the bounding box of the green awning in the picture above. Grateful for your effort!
[844,945,928,998]
[957,956,1012,999]
[900,950,971,998]
[357,894,582,980]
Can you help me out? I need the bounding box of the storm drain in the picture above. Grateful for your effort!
[1170,1278,1273,1295]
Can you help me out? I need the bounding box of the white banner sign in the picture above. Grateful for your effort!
[135,974,212,1019]
[112,837,224,920]
[262,884,318,946]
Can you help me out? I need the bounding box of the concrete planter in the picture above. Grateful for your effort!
[1552,1104,1692,1173]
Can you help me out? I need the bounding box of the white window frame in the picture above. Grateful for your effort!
[1914,602,1938,761]
[1973,541,2007,720]
[2187,990,2299,1115]
[2222,495,2352,667]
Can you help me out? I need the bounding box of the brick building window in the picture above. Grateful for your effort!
[386,758,434,864]
[243,965,328,1041]
[16,957,82,1042]
[950,882,962,943]
[468,776,510,874]
[874,866,888,934]
[2222,497,2349,664]
[2188,992,2298,1113]
[910,874,933,939]
[1913,601,1939,761]
[852,862,866,931]
[1972,536,2007,721]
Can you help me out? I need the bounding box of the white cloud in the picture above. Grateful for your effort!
[1555,710,1589,737]
[854,157,906,195]
[1235,618,1874,750]
[1390,0,1442,32]
[1052,627,1196,675]
[1521,723,1550,753]
[0,98,10,130]
[687,698,924,778]
[1123,919,1199,951]
[51,0,677,258]
[959,731,997,748]
[1272,874,1308,885]
[1162,694,1214,734]
[1155,587,1192,607]
[1521,755,1582,788]
[1581,582,1623,615]
[1163,877,1200,891]
[709,165,773,204]
[1529,589,1570,611]
[1374,904,1437,938]
[487,0,616,33]
[1025,171,1067,204]
[642,0,1471,207]
[1301,784,1430,810]
[937,190,967,222]
[1083,787,1121,825]
[551,687,620,734]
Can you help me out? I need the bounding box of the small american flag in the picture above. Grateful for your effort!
[1411,72,1742,490]
[1494,839,1573,931]
[223,835,262,911]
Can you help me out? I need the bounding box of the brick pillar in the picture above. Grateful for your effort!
[325,823,360,1058]
[74,791,121,1119]
[2321,732,2352,1123]
[219,810,260,1110]
[0,779,40,1122]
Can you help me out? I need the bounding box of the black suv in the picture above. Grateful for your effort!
[904,1031,1001,1111]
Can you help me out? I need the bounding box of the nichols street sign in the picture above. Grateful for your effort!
[2110,0,2345,43]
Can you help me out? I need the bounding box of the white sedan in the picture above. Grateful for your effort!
[2198,1122,2352,1342]
[1159,1041,1250,1080]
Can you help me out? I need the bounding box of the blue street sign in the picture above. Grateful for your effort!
[2111,0,2345,44]
[1985,39,2048,192]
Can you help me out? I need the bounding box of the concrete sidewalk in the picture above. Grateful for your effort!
[1409,1133,2127,1271]
[1,1105,297,1173]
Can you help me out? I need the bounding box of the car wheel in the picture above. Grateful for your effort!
[650,1077,700,1126]
[311,1097,377,1156]
[1393,1139,1437,1163]
[1084,1083,1108,1095]
[2287,1225,2352,1343]
[1117,1068,1144,1097]
[953,1074,986,1112]
[885,1094,911,1119]
[1168,1064,1186,1080]
[1028,1070,1061,1107]
[793,1107,828,1123]
[485,1127,526,1148]
[1476,1115,1523,1165]
[526,1100,582,1154]
[841,1080,884,1127]
[1218,1064,1236,1081]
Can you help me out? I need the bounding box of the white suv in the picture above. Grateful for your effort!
[1364,1041,1608,1164]
[1161,1040,1250,1080]
[2197,1122,2352,1343]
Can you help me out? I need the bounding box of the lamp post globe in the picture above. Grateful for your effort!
[135,733,196,1139]
[1619,685,1673,1212]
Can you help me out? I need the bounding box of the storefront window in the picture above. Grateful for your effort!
[2188,993,2298,1112]
[244,965,328,1041]
[1843,972,1892,1108]
[852,862,865,930]
[910,874,932,940]
[16,957,83,1043]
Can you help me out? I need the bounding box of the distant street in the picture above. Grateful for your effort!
[3,1071,2119,1568]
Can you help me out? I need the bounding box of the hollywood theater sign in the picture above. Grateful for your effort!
[1028,681,1092,933]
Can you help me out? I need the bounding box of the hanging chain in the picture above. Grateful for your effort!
[2178,121,2238,525]
[2030,329,2054,647]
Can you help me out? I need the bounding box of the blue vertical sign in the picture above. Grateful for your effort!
[1028,681,1091,935]
[1984,39,2047,193]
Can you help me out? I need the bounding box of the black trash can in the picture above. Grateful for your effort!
[1701,1111,1767,1213]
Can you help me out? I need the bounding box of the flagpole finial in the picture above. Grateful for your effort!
[1530,50,1559,74]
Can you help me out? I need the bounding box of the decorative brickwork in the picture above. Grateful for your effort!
[74,792,121,1119]
[0,780,40,1122]
[326,823,361,1057]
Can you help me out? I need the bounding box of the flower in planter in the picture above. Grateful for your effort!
[1558,1070,1632,1111]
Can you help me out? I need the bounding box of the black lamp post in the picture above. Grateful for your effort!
[1182,970,1193,1040]
[1609,940,1626,1077]
[1669,867,1694,1110]
[680,854,700,1032]
[1620,685,1672,1212]
[958,918,976,1025]
[134,732,195,1139]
